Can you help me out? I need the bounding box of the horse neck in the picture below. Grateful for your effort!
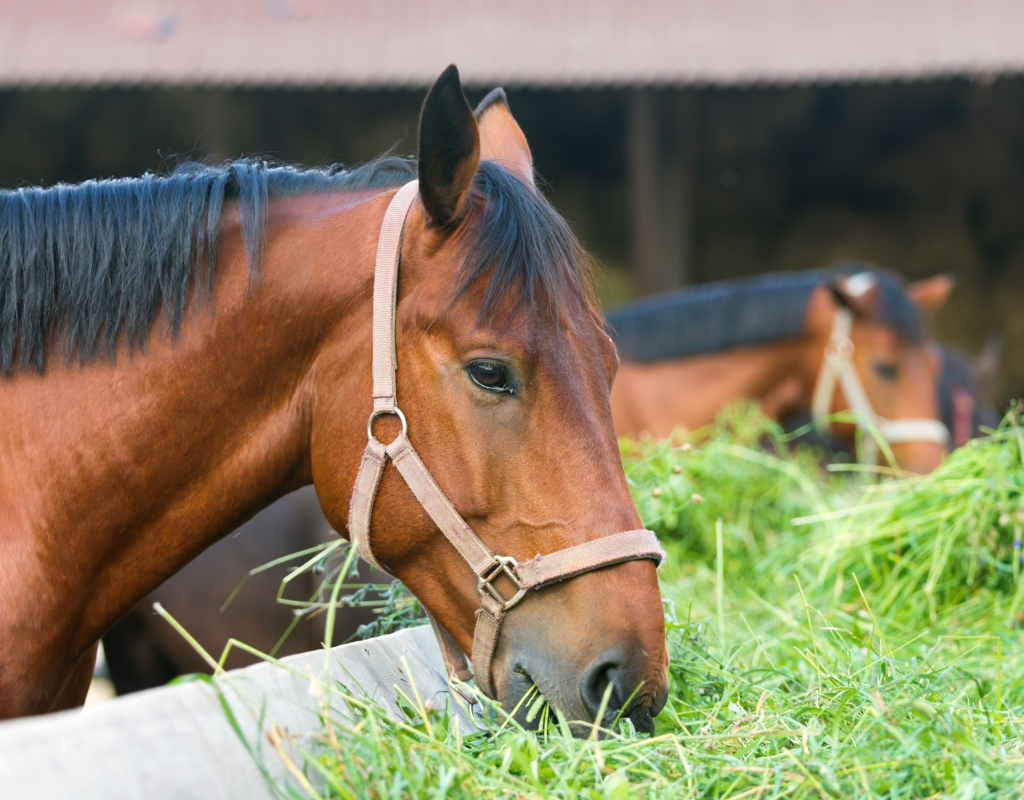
[610,335,822,440]
[0,190,383,660]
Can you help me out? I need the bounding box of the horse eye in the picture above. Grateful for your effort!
[468,361,512,393]
[874,362,899,381]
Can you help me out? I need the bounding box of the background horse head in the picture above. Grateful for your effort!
[0,66,667,729]
[607,265,953,473]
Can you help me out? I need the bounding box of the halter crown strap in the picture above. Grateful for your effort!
[349,180,420,574]
[810,307,853,426]
[811,305,949,464]
[371,180,420,413]
[347,180,665,702]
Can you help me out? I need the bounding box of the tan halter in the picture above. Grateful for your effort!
[811,296,950,466]
[348,181,665,701]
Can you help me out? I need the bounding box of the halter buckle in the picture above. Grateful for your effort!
[478,555,527,611]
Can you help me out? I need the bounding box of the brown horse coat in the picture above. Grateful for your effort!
[0,67,668,727]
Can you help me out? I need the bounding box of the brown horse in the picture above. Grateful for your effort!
[608,268,953,473]
[0,66,668,729]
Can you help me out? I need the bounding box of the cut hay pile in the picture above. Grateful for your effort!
[277,404,1024,799]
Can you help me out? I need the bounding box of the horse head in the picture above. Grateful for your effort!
[311,67,668,733]
[808,268,954,473]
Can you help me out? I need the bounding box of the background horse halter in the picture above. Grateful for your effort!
[811,272,950,465]
[349,180,663,699]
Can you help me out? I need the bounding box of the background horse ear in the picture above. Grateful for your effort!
[418,64,481,226]
[908,273,956,311]
[474,88,535,187]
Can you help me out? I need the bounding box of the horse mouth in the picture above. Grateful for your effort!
[505,667,659,738]
[625,702,656,736]
[591,689,659,737]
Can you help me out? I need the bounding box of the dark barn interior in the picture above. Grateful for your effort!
[1,77,1021,405]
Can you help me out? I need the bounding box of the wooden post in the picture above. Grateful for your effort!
[200,87,232,162]
[667,88,698,287]
[627,90,660,295]
[627,88,698,295]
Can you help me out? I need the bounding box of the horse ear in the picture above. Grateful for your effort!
[418,65,481,226]
[474,88,535,187]
[908,274,955,311]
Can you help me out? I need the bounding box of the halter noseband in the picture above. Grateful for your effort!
[348,181,665,701]
[810,302,949,465]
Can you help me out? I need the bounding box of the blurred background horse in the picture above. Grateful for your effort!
[607,266,957,473]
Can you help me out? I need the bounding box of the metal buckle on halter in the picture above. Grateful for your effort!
[478,555,527,611]
[367,406,408,443]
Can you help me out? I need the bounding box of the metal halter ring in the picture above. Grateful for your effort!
[448,676,479,709]
[367,406,408,443]
[478,555,527,611]
[826,336,854,360]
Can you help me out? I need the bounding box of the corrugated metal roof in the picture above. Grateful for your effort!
[1,0,1023,88]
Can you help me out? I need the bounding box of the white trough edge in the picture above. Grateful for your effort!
[0,624,471,800]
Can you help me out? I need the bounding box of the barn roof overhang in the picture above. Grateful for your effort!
[2,0,1023,89]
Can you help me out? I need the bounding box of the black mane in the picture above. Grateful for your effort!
[606,263,924,364]
[0,157,591,376]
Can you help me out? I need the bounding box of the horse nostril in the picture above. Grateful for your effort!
[580,650,662,735]
[579,653,623,723]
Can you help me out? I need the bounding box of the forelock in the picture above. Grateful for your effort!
[450,161,597,332]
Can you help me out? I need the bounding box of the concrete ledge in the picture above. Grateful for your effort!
[0,625,465,800]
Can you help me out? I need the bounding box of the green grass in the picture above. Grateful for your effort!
[269,403,1024,799]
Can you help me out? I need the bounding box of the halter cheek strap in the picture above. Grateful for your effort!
[348,181,665,701]
[811,306,950,465]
